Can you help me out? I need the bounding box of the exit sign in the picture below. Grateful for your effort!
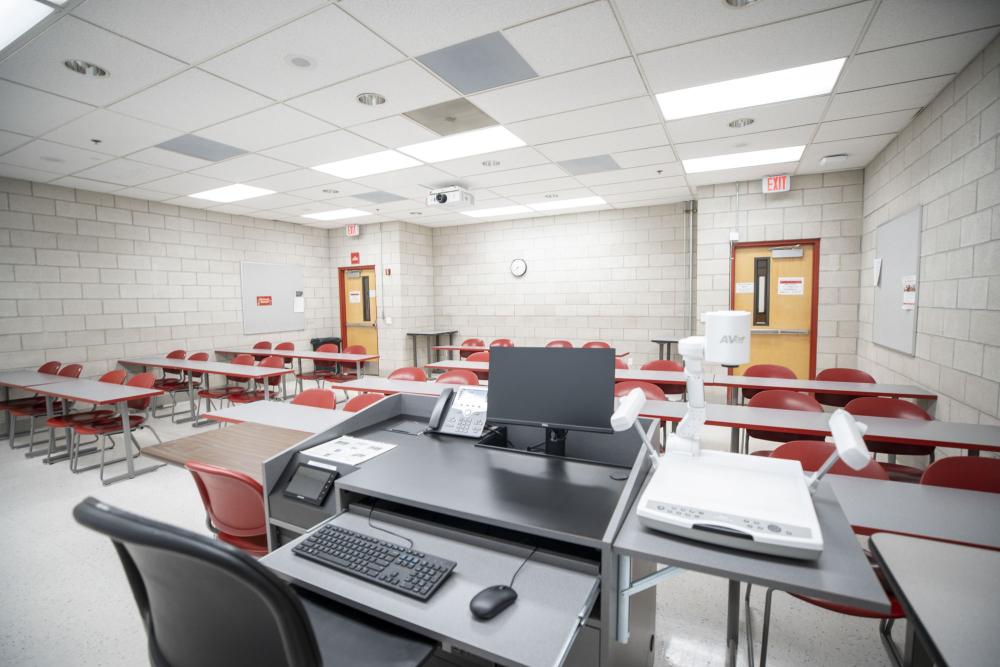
[345,223,360,237]
[763,174,791,193]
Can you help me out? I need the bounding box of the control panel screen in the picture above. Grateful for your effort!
[283,463,337,505]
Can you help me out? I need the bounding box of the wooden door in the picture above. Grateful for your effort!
[339,267,379,355]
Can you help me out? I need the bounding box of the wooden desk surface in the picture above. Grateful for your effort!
[142,423,310,483]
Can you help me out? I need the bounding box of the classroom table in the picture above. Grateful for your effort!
[30,378,164,484]
[205,401,354,434]
[326,377,462,396]
[405,330,458,366]
[431,344,488,359]
[143,423,310,483]
[214,347,379,383]
[0,370,75,446]
[424,360,686,386]
[871,533,1000,667]
[651,338,679,360]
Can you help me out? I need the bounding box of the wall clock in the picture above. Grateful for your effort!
[510,258,527,277]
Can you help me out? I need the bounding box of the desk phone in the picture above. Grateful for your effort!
[427,386,488,438]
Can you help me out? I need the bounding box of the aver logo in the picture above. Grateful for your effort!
[719,335,745,344]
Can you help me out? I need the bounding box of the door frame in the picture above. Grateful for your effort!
[338,264,377,348]
[729,238,821,379]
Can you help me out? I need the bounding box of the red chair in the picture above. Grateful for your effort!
[436,370,479,386]
[640,360,685,398]
[490,338,514,347]
[388,367,428,382]
[13,363,83,454]
[582,341,610,348]
[291,389,336,410]
[614,381,667,401]
[296,342,339,391]
[465,351,490,381]
[274,341,295,369]
[740,364,796,402]
[343,394,384,412]
[614,357,629,370]
[324,344,368,386]
[197,353,253,417]
[920,457,1000,493]
[252,341,272,350]
[744,390,824,455]
[3,361,61,446]
[185,461,268,557]
[47,369,126,431]
[459,338,485,359]
[815,368,876,408]
[745,441,901,667]
[546,340,573,348]
[229,356,287,404]
[73,372,162,481]
[845,397,932,483]
[152,350,188,419]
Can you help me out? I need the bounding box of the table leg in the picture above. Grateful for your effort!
[297,358,304,393]
[356,360,364,379]
[412,336,418,367]
[656,342,665,360]
[101,399,163,485]
[427,336,434,366]
[725,580,740,667]
[263,377,270,401]
[903,617,934,667]
[34,396,70,463]
[727,387,741,454]
[192,373,211,427]
[667,342,676,361]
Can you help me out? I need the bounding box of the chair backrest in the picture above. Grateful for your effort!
[165,349,186,360]
[460,338,484,347]
[291,389,336,409]
[253,341,272,350]
[436,370,479,385]
[815,368,876,407]
[614,381,667,401]
[844,397,930,421]
[99,369,127,384]
[770,441,890,480]
[920,457,1000,493]
[72,497,321,667]
[38,361,61,374]
[260,355,286,386]
[188,352,209,379]
[226,354,255,382]
[745,363,796,380]
[490,338,514,347]
[641,359,683,372]
[388,367,427,382]
[343,394,384,412]
[748,389,823,412]
[316,343,339,353]
[343,344,366,354]
[58,363,83,378]
[467,351,490,362]
[582,341,610,349]
[614,357,629,370]
[545,340,573,348]
[185,461,267,537]
[126,372,157,410]
[275,342,294,351]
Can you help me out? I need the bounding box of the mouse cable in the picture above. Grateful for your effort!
[508,546,538,589]
[367,500,414,550]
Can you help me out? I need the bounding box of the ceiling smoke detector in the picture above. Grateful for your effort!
[819,153,849,167]
[64,60,109,77]
[728,117,754,129]
[724,0,760,7]
[356,92,386,106]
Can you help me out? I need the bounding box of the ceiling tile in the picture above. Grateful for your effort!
[208,203,261,216]
[195,105,336,152]
[537,124,668,162]
[489,176,583,196]
[42,110,179,156]
[72,0,325,63]
[464,163,568,188]
[261,130,381,167]
[241,193,313,211]
[246,168,341,192]
[0,80,93,136]
[50,176,123,193]
[470,59,647,124]
[435,146,549,177]
[287,181,372,200]
[110,69,272,132]
[603,190,691,207]
[0,163,62,183]
[0,131,32,155]
[155,134,245,161]
[590,178,682,196]
[201,5,403,100]
[508,187,595,204]
[611,145,678,168]
[665,96,828,144]
[112,187,175,201]
[814,109,918,143]
[72,158,175,186]
[0,17,185,106]
[417,32,537,94]
[503,1,629,77]
[353,165,456,197]
[838,29,999,91]
[350,115,440,148]
[577,165,686,186]
[127,147,213,171]
[191,154,297,182]
[287,61,458,128]
[797,134,895,173]
[639,3,871,92]
[860,0,1000,52]
[558,154,620,175]
[507,97,659,145]
[825,76,952,120]
[141,172,231,196]
[1,139,110,174]
[673,125,816,160]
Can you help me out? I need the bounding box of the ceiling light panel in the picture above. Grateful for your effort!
[656,59,844,121]
[682,145,805,174]
[461,205,533,218]
[302,208,372,221]
[0,0,52,51]
[312,150,420,179]
[189,183,276,203]
[528,195,605,211]
[399,126,525,163]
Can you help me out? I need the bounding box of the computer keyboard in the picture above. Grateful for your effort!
[293,523,456,602]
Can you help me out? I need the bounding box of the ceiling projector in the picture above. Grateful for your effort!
[426,186,474,208]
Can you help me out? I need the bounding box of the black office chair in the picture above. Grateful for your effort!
[72,497,435,667]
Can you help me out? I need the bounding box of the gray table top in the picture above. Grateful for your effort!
[0,370,71,389]
[650,338,679,343]
[216,348,378,362]
[871,533,1000,667]
[711,374,936,400]
[328,378,472,396]
[615,369,687,385]
[406,330,459,336]
[205,401,354,434]
[120,356,294,379]
[614,478,891,613]
[31,378,163,404]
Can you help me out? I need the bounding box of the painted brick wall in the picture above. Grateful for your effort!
[859,35,1000,427]
[430,203,694,368]
[0,177,336,378]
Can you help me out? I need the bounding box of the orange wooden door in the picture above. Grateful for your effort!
[341,267,378,355]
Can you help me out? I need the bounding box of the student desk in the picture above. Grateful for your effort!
[871,534,1000,667]
[650,338,679,360]
[326,377,472,396]
[405,330,458,366]
[31,378,163,484]
[713,374,936,403]
[215,347,379,381]
[0,370,72,444]
[431,344,488,359]
[205,401,353,434]
[424,360,686,386]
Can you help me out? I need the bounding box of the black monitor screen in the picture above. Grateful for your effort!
[487,347,614,434]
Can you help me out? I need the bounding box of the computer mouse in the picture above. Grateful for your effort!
[469,584,518,620]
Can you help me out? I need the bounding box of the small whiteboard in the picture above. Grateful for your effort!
[872,208,921,355]
[240,262,305,335]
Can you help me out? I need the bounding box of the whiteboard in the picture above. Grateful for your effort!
[872,207,921,355]
[240,262,305,335]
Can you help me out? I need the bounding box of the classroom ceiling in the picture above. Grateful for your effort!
[0,0,997,227]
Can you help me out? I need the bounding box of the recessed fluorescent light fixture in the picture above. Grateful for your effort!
[189,183,275,203]
[1,0,53,51]
[528,196,606,212]
[312,150,420,179]
[682,145,805,174]
[656,58,845,121]
[461,205,532,218]
[301,208,372,221]
[399,126,525,163]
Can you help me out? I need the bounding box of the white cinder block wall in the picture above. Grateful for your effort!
[859,35,1000,426]
[431,204,694,368]
[0,177,336,378]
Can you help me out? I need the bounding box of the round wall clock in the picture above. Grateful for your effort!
[510,258,527,277]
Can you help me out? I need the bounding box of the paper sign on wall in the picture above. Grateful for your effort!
[777,277,804,295]
[256,295,272,306]
[735,282,754,293]
[350,251,360,265]
[368,290,377,298]
[901,275,917,310]
[293,290,304,313]
[348,291,361,304]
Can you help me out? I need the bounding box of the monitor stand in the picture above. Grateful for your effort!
[544,428,568,457]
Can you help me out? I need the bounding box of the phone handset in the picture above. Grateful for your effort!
[427,387,455,431]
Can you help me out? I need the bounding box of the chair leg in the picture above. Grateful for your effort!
[760,587,775,667]
[143,424,162,444]
[879,618,904,667]
[744,583,756,667]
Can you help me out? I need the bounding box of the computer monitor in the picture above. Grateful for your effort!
[486,347,615,456]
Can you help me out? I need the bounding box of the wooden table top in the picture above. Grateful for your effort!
[142,422,310,483]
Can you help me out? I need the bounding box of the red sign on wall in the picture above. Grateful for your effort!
[762,174,791,193]
[256,296,272,306]
[350,252,360,265]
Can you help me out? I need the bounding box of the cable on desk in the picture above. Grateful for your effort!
[366,500,414,550]
[508,546,538,588]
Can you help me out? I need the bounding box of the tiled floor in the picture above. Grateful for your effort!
[0,404,897,666]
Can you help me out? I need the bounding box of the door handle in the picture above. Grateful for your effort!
[750,329,779,335]
[779,329,810,334]
[345,323,377,328]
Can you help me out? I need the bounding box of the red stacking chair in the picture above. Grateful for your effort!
[47,369,126,432]
[185,461,268,557]
[545,340,573,348]
[641,359,685,398]
[614,357,629,370]
[921,457,1000,493]
[845,397,933,483]
[814,368,876,408]
[274,341,295,369]
[296,342,339,391]
[291,389,336,410]
[740,364,796,402]
[614,381,667,401]
[13,363,83,454]
[73,373,162,481]
[466,351,490,381]
[459,338,485,359]
[436,370,479,386]
[343,394,385,412]
[325,344,368,384]
[582,341,610,348]
[252,341,272,351]
[229,356,286,404]
[744,440,901,667]
[196,353,253,418]
[3,361,61,447]
[388,367,427,382]
[152,350,188,419]
[744,390,824,455]
[490,338,514,347]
